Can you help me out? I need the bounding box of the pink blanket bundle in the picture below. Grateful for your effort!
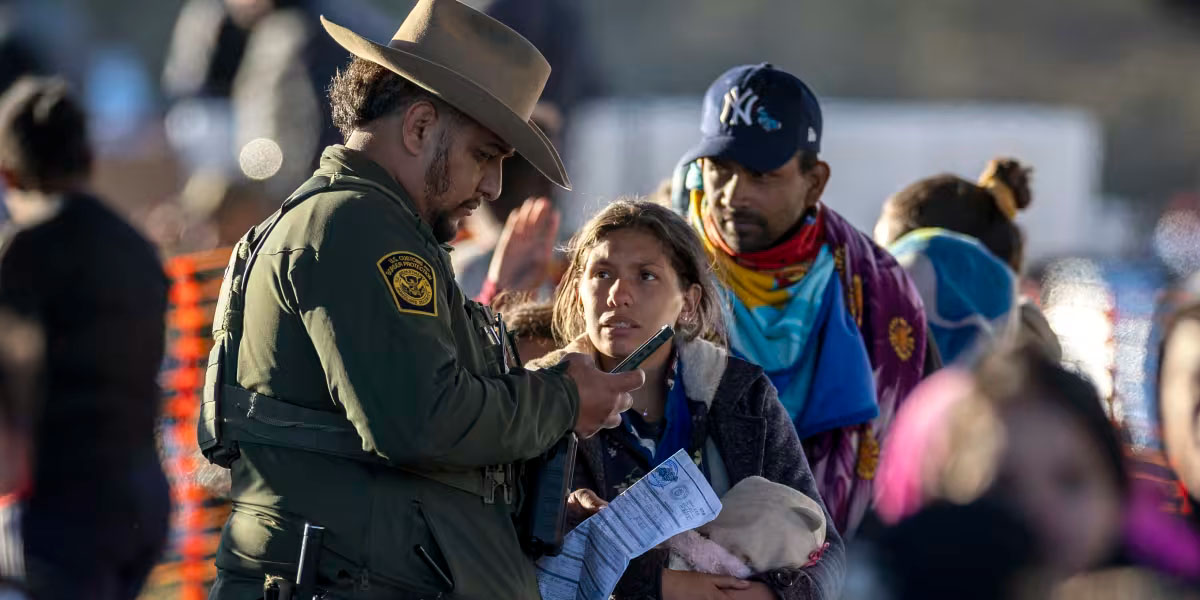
[664,476,827,577]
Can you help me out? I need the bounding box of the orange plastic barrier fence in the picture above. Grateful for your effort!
[142,248,231,600]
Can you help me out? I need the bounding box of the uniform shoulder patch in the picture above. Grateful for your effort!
[377,251,438,317]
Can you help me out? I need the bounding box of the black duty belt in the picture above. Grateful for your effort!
[218,384,514,503]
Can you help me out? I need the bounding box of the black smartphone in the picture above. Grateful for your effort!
[610,325,675,374]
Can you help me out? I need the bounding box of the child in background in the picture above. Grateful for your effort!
[1146,302,1200,580]
[492,294,558,364]
[876,344,1127,578]
[885,229,1018,365]
[875,158,1062,360]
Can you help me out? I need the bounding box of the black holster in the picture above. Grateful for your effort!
[517,432,577,557]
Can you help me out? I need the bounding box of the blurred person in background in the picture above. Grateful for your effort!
[531,199,845,599]
[143,172,274,254]
[159,0,387,259]
[846,498,1049,600]
[649,177,676,207]
[162,0,258,102]
[669,63,931,537]
[875,158,1063,361]
[875,344,1128,579]
[226,0,343,194]
[1049,298,1200,599]
[163,0,389,189]
[0,77,169,599]
[490,293,558,364]
[1054,568,1200,600]
[885,228,1019,365]
[0,3,44,98]
[0,0,46,223]
[452,0,602,304]
[1150,301,1200,580]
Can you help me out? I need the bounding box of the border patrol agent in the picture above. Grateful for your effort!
[198,1,643,598]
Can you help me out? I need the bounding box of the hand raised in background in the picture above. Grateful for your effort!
[486,197,561,294]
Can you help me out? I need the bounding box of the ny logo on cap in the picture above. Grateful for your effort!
[720,86,782,132]
[720,87,758,127]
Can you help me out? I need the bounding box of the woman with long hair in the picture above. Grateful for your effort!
[532,200,844,599]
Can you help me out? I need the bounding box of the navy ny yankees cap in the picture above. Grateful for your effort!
[680,63,823,174]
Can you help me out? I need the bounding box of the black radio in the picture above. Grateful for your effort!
[518,325,675,557]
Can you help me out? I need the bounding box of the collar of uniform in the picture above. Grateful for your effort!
[316,144,443,249]
[317,145,414,205]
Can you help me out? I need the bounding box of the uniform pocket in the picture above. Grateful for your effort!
[370,499,456,594]
[413,501,457,591]
[411,492,538,599]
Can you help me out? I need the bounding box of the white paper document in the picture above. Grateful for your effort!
[535,449,723,600]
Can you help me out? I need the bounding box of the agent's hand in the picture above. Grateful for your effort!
[486,197,560,293]
[662,569,752,600]
[562,352,642,438]
[566,488,608,524]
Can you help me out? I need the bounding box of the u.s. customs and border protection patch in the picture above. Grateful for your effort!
[377,251,437,317]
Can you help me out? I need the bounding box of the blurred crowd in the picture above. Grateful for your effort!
[0,1,1199,599]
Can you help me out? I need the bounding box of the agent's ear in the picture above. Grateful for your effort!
[400,100,441,157]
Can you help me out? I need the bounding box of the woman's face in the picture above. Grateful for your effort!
[577,228,699,370]
[996,399,1123,575]
[1161,319,1200,502]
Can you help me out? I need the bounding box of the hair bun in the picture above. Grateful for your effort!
[30,81,73,121]
[983,158,1033,212]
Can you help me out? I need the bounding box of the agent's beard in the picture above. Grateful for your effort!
[423,129,457,243]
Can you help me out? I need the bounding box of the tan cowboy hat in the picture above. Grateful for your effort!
[320,0,570,190]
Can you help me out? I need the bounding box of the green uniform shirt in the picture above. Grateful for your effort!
[212,145,578,599]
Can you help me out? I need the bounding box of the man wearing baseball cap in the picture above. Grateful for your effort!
[671,64,931,537]
[200,1,644,597]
